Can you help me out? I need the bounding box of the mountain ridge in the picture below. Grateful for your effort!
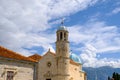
[83,66,120,80]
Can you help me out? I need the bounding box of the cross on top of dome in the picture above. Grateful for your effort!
[61,18,64,26]
[57,18,67,31]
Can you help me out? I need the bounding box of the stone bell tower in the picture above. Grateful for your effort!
[56,21,70,80]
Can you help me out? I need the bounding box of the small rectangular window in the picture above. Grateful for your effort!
[6,71,14,80]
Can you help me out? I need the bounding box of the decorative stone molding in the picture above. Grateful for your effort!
[4,67,18,76]
[44,71,53,78]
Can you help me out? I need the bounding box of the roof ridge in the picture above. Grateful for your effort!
[0,46,26,58]
[28,53,41,57]
[28,53,42,61]
[0,46,37,62]
[43,51,56,57]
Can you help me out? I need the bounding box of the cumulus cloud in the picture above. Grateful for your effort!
[69,20,120,54]
[68,19,120,68]
[80,44,120,68]
[0,0,99,56]
[1,0,119,68]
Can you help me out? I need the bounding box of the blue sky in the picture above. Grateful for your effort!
[0,0,120,68]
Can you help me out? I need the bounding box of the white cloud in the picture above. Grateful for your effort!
[109,1,120,15]
[69,20,120,54]
[47,0,99,18]
[97,47,120,53]
[112,7,120,14]
[80,44,120,68]
[69,19,120,68]
[1,0,119,68]
[0,0,99,56]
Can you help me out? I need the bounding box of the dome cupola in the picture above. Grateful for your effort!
[57,18,68,31]
[70,53,82,64]
[58,26,67,31]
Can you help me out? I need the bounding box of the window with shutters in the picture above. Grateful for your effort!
[6,71,14,80]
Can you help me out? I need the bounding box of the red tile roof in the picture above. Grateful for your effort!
[28,54,42,61]
[0,46,37,62]
[0,46,81,65]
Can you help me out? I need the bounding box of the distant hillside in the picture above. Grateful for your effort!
[83,66,120,80]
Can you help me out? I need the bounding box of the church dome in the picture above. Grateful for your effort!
[58,26,67,31]
[70,53,82,64]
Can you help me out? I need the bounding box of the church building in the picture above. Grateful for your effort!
[0,25,86,80]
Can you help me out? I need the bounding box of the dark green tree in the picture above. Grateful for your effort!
[116,73,119,80]
[113,72,116,80]
[112,72,120,80]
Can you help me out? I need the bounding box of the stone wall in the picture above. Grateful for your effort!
[38,52,57,80]
[0,58,35,80]
[37,52,86,80]
[69,63,86,80]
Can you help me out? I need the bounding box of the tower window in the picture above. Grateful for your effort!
[64,33,66,40]
[60,32,62,40]
[46,79,51,80]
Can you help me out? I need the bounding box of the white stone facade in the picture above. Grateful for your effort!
[0,58,35,80]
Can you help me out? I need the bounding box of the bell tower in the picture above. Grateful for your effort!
[56,26,69,57]
[56,21,70,80]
